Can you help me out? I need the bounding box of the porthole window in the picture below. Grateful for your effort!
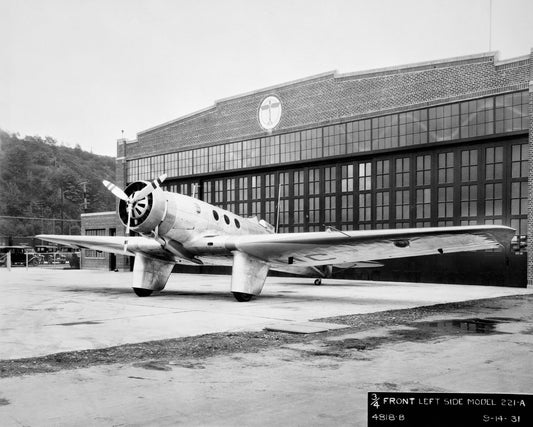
[234,219,241,229]
[224,214,230,224]
[213,210,219,221]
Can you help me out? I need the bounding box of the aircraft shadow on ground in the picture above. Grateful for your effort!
[59,285,412,305]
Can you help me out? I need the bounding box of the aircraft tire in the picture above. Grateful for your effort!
[314,278,322,286]
[133,287,153,297]
[232,292,253,302]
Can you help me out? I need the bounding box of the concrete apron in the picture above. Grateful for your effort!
[1,268,532,359]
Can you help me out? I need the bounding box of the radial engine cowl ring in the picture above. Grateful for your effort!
[118,181,166,233]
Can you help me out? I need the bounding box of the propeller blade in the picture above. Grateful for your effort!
[103,180,129,202]
[131,173,168,202]
[124,205,132,253]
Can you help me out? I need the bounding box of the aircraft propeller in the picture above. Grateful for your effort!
[103,174,167,252]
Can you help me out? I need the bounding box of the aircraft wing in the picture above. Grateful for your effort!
[220,225,515,267]
[36,234,173,261]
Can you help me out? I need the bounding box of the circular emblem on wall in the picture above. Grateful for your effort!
[258,95,282,130]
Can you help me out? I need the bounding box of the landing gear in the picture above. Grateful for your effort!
[133,287,153,297]
[232,292,253,302]
[314,278,322,286]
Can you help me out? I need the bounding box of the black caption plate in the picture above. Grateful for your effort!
[368,393,532,427]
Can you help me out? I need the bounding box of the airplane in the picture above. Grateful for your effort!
[38,174,515,302]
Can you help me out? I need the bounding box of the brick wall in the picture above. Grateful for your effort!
[527,49,533,288]
[122,52,530,160]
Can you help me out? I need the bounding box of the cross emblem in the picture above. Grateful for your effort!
[259,96,282,130]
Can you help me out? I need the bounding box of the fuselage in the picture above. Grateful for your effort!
[120,183,274,263]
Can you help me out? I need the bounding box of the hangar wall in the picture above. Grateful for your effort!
[106,50,531,286]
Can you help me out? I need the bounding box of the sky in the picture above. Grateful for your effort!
[1,0,532,157]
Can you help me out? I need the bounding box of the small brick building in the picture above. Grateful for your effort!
[80,211,124,271]
[87,50,532,286]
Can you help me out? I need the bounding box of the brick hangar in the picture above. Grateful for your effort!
[82,51,532,288]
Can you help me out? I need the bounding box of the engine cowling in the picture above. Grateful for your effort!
[118,181,167,234]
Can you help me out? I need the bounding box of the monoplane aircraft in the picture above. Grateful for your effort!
[38,174,515,301]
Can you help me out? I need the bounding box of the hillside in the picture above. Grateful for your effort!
[0,129,116,237]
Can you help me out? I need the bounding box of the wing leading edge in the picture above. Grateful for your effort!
[219,225,515,267]
[36,234,172,261]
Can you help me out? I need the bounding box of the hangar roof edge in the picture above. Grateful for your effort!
[137,70,337,136]
[137,50,530,137]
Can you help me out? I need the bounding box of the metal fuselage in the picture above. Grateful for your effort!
[121,184,273,265]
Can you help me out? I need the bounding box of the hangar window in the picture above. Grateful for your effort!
[151,155,165,177]
[324,167,336,193]
[429,104,460,142]
[194,148,209,174]
[395,190,410,222]
[461,185,478,217]
[308,197,320,230]
[127,159,139,182]
[293,171,305,230]
[495,92,528,133]
[225,141,242,170]
[243,139,261,168]
[341,194,353,224]
[511,144,528,179]
[511,182,527,216]
[395,158,410,187]
[138,157,151,180]
[376,160,390,189]
[358,162,371,191]
[309,168,321,195]
[485,147,503,181]
[416,188,431,219]
[323,124,346,157]
[214,179,224,205]
[461,149,478,182]
[399,110,428,146]
[372,114,398,150]
[238,176,248,217]
[294,198,304,230]
[438,187,454,218]
[203,181,212,204]
[226,178,236,214]
[341,164,354,193]
[485,183,502,217]
[301,128,322,160]
[251,175,261,199]
[416,155,431,186]
[213,210,219,221]
[347,119,371,153]
[280,132,301,163]
[209,145,224,172]
[278,172,290,230]
[294,170,305,196]
[178,150,193,176]
[264,173,276,225]
[262,135,280,165]
[375,191,390,222]
[325,195,336,224]
[166,153,178,178]
[460,98,494,138]
[438,152,454,184]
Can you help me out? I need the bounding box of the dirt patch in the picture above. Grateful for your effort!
[132,361,172,371]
